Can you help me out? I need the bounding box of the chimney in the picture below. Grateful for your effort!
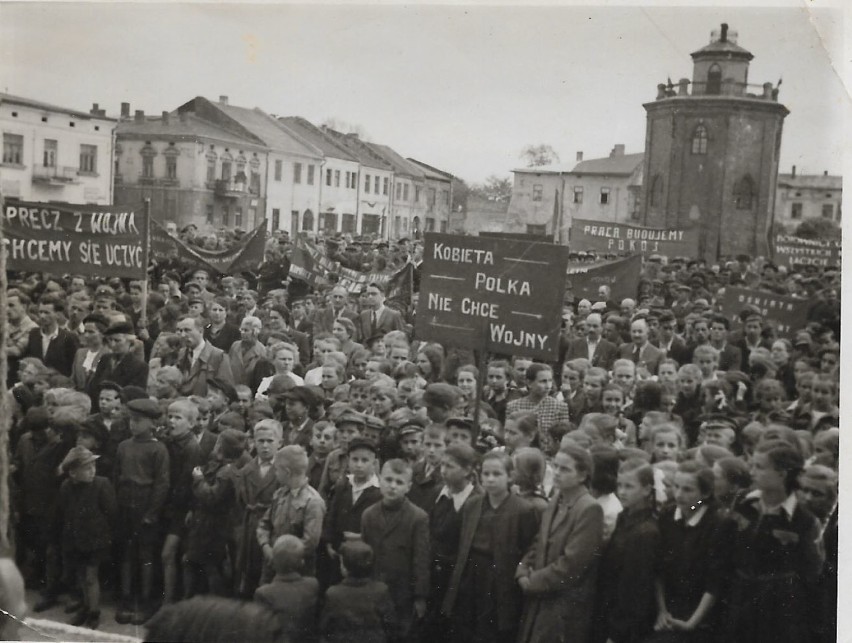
[720,23,728,42]
[792,165,796,178]
[134,109,145,123]
[576,151,584,162]
[121,102,130,118]
[824,170,828,176]
[90,103,99,115]
[219,95,229,105]
[610,144,625,158]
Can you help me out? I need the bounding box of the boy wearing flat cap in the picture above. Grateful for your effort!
[113,398,170,625]
[57,447,116,630]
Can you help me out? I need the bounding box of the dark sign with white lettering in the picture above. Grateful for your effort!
[771,234,841,268]
[571,218,699,257]
[719,286,809,335]
[2,201,148,279]
[415,233,569,360]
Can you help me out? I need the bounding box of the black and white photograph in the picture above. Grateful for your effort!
[0,1,846,641]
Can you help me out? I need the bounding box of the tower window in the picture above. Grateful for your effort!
[707,63,722,95]
[691,125,708,155]
[790,203,802,220]
[573,187,583,204]
[733,175,755,210]
[532,184,543,201]
[600,188,611,205]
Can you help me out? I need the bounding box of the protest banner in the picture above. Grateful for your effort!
[570,218,699,257]
[719,286,809,335]
[565,254,642,303]
[771,234,841,268]
[415,232,569,360]
[150,219,267,275]
[1,201,148,279]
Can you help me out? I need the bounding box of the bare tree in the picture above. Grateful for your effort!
[519,144,560,167]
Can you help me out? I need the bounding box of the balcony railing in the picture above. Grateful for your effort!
[215,179,247,198]
[31,165,80,184]
[655,79,781,102]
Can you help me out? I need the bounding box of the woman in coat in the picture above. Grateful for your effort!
[517,444,604,643]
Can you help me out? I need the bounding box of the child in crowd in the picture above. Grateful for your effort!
[673,364,703,446]
[712,456,752,514]
[254,535,319,640]
[307,420,337,490]
[318,409,365,501]
[409,422,447,512]
[650,423,685,463]
[594,458,660,643]
[57,446,116,630]
[511,447,549,519]
[517,444,604,643]
[184,428,245,598]
[361,459,430,641]
[503,411,538,455]
[580,367,608,416]
[257,445,326,582]
[319,541,396,643]
[443,451,538,643]
[113,399,170,625]
[234,419,283,598]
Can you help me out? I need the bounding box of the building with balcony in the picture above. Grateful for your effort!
[278,116,361,235]
[320,128,394,238]
[114,105,267,232]
[774,166,842,228]
[0,93,115,205]
[639,23,788,261]
[407,158,454,235]
[177,96,323,235]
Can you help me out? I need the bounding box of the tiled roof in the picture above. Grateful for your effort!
[0,92,115,121]
[571,152,644,175]
[277,117,358,161]
[366,143,425,178]
[777,174,842,190]
[320,128,393,171]
[512,163,575,175]
[407,158,454,181]
[692,40,753,59]
[211,103,322,158]
[116,112,264,148]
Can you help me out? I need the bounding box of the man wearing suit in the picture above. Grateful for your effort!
[731,311,771,371]
[88,321,149,404]
[312,286,360,336]
[175,315,234,397]
[563,313,619,370]
[357,282,406,342]
[23,296,79,377]
[686,316,742,373]
[618,318,663,375]
[654,311,691,366]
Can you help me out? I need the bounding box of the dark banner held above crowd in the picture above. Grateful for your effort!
[719,286,809,335]
[150,219,267,275]
[570,218,699,257]
[1,201,148,279]
[565,254,642,303]
[415,232,569,360]
[771,234,841,268]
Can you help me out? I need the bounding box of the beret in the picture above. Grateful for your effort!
[127,398,162,419]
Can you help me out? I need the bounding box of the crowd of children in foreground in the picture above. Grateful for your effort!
[3,260,840,643]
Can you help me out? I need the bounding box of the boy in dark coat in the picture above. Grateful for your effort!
[57,446,116,630]
[184,428,245,597]
[113,398,170,625]
[254,535,319,641]
[319,540,396,643]
[360,459,430,641]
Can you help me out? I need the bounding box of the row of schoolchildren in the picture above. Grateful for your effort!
[11,363,838,642]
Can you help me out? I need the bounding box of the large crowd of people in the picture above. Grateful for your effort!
[1,231,840,643]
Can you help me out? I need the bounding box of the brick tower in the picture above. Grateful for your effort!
[640,24,788,262]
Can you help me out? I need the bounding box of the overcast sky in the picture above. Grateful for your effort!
[0,2,846,184]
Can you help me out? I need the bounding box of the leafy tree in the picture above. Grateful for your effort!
[519,144,560,167]
[794,217,840,240]
[321,117,369,140]
[468,175,513,203]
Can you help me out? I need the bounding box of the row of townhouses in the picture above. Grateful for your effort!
[0,93,454,238]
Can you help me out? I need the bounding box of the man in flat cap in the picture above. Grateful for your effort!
[89,320,149,405]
